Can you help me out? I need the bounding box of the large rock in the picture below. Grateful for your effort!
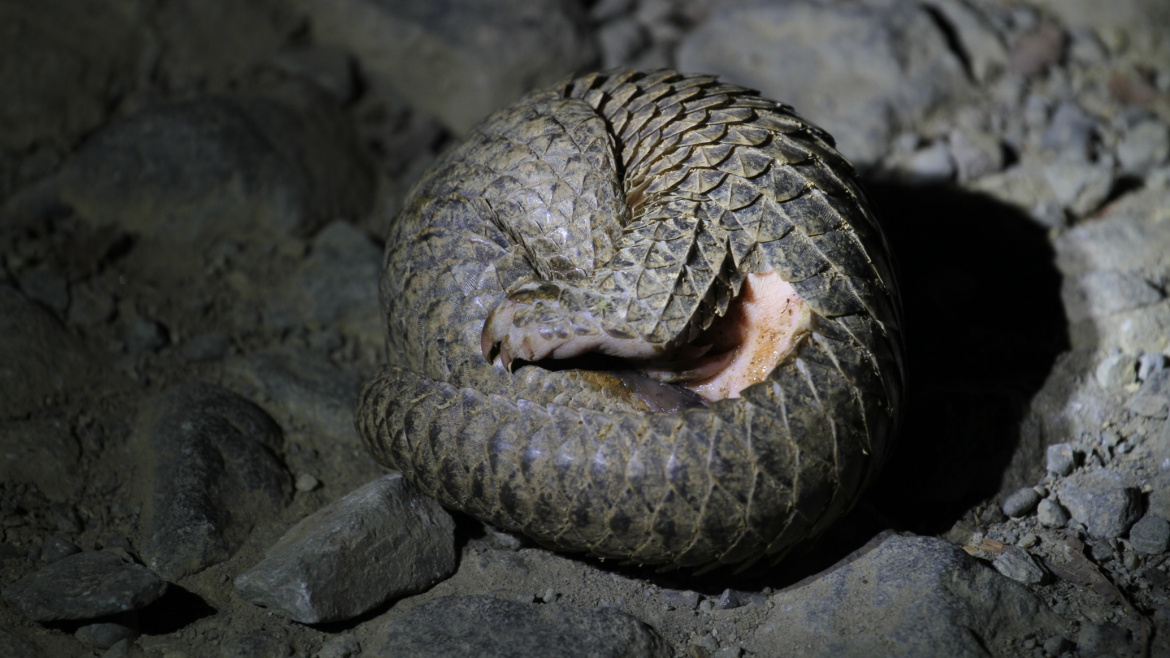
[677,0,972,165]
[743,534,1057,657]
[2,551,166,622]
[234,474,456,623]
[370,595,671,657]
[26,84,375,243]
[134,382,292,580]
[291,0,597,133]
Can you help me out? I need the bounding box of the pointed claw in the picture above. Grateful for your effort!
[498,342,514,372]
[481,325,496,362]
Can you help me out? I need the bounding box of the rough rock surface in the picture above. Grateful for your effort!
[234,474,455,623]
[371,595,671,658]
[134,382,292,580]
[2,551,166,622]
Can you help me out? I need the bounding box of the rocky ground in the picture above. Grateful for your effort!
[1,0,1168,656]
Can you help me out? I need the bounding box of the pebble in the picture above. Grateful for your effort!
[1043,162,1114,216]
[1001,487,1042,518]
[1138,352,1167,381]
[1040,101,1097,160]
[234,474,456,624]
[294,472,320,493]
[1045,443,1077,476]
[1117,119,1170,172]
[1095,352,1138,389]
[1,551,166,622]
[949,129,1004,181]
[180,332,232,363]
[712,588,766,611]
[1058,470,1142,539]
[1037,498,1070,528]
[1128,369,1170,418]
[991,546,1047,585]
[75,619,137,650]
[1018,533,1040,549]
[1128,515,1170,555]
[39,536,82,564]
[134,382,292,580]
[119,313,169,354]
[370,595,670,657]
[659,589,701,611]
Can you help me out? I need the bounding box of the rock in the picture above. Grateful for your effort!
[317,633,362,658]
[1129,515,1170,555]
[293,0,596,134]
[0,418,82,503]
[1128,369,1170,418]
[150,0,300,91]
[272,47,358,105]
[226,345,365,445]
[38,536,82,564]
[180,332,232,363]
[0,285,97,420]
[1077,621,1131,656]
[949,129,1004,181]
[370,595,671,658]
[41,85,374,244]
[744,534,1056,657]
[992,547,1047,585]
[1043,162,1114,217]
[1043,635,1073,655]
[921,0,1010,83]
[118,313,169,355]
[1118,119,1170,173]
[676,0,971,165]
[1045,443,1077,476]
[712,588,765,611]
[234,474,456,623]
[598,19,649,70]
[0,0,139,151]
[894,142,956,182]
[1040,102,1097,160]
[75,619,137,651]
[1001,488,1042,518]
[1062,271,1163,323]
[134,382,292,580]
[1037,498,1069,528]
[1058,470,1142,539]
[1,551,166,622]
[294,472,320,493]
[1095,353,1139,390]
[265,221,383,343]
[1138,353,1168,381]
[1009,22,1065,78]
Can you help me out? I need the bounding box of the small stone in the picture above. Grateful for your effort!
[1128,516,1170,555]
[991,546,1047,585]
[316,633,361,658]
[1059,470,1142,539]
[1,551,166,622]
[1037,498,1069,528]
[119,314,168,354]
[1001,487,1042,518]
[39,536,81,564]
[1128,369,1170,418]
[1138,353,1167,381]
[949,129,1004,181]
[1040,101,1096,159]
[712,588,765,610]
[1118,120,1170,173]
[1044,162,1114,217]
[294,472,320,492]
[234,474,456,624]
[75,619,136,650]
[1045,443,1077,476]
[659,589,700,611]
[1018,533,1040,549]
[901,142,956,182]
[1095,352,1138,389]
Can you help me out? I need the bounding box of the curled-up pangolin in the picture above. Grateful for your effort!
[357,69,904,571]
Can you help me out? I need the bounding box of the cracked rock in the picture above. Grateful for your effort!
[2,551,166,623]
